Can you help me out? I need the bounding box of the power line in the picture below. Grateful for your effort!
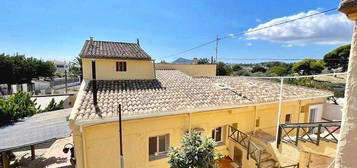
[159,7,338,60]
[218,58,343,61]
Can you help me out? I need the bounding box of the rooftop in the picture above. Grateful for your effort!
[79,40,151,60]
[0,108,71,152]
[72,70,332,121]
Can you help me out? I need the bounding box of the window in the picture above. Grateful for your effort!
[212,126,224,143]
[285,114,292,123]
[256,118,260,127]
[116,62,127,71]
[149,134,169,161]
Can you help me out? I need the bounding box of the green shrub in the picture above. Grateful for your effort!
[0,91,39,126]
[168,130,223,168]
[42,98,64,112]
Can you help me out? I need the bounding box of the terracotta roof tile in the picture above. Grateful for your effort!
[79,40,151,60]
[74,70,333,121]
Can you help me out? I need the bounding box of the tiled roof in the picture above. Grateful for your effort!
[74,70,333,121]
[79,40,151,60]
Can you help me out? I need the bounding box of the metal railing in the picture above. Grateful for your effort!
[277,121,341,148]
[228,125,263,167]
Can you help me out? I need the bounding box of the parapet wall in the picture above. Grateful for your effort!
[155,64,216,77]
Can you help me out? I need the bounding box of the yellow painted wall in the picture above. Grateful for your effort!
[82,58,155,80]
[155,64,216,77]
[71,99,327,168]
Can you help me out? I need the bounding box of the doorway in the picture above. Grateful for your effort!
[233,147,243,166]
[309,104,323,133]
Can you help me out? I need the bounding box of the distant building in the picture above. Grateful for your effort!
[52,60,69,72]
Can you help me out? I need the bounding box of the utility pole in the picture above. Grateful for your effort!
[215,35,219,63]
[65,70,68,94]
[335,1,357,167]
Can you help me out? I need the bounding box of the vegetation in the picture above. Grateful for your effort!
[42,98,64,112]
[168,130,222,168]
[292,59,325,75]
[216,62,232,76]
[251,65,267,73]
[286,78,344,97]
[197,58,210,64]
[70,56,82,78]
[0,53,56,92]
[324,44,350,71]
[0,91,40,126]
[232,64,242,71]
[267,65,289,76]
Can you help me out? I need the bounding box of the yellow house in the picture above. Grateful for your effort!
[69,39,337,168]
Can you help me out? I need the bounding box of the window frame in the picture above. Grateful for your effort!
[212,126,224,145]
[148,134,169,161]
[285,114,292,123]
[116,61,127,72]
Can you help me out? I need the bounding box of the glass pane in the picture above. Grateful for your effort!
[216,127,222,142]
[158,136,166,152]
[149,137,157,155]
[159,136,166,152]
[211,129,215,139]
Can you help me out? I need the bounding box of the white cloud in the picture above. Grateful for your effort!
[246,42,253,46]
[245,10,354,45]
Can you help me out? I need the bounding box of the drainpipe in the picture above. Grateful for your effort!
[335,1,357,167]
[91,60,97,106]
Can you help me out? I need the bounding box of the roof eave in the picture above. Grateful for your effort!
[73,94,333,126]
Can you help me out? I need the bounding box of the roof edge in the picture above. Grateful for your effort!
[74,94,333,126]
[69,79,89,122]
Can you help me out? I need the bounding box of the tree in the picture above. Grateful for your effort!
[323,44,350,71]
[168,130,222,168]
[0,91,39,126]
[42,98,64,112]
[232,64,242,71]
[71,56,83,79]
[251,65,266,73]
[0,54,56,92]
[292,59,325,75]
[267,65,289,76]
[197,58,210,64]
[216,62,233,76]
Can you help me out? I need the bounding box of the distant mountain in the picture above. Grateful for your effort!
[172,57,192,64]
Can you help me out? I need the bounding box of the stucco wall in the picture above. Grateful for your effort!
[71,98,327,168]
[155,64,216,77]
[82,58,155,80]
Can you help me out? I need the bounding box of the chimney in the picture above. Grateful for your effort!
[137,38,140,46]
[92,59,97,106]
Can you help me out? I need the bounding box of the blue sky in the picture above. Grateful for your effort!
[0,0,352,63]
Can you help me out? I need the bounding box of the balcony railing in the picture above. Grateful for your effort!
[277,121,341,148]
[228,126,263,167]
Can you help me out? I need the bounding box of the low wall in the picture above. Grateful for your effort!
[155,64,216,77]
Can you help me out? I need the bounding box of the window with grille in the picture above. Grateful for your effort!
[116,62,127,71]
[148,134,169,161]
